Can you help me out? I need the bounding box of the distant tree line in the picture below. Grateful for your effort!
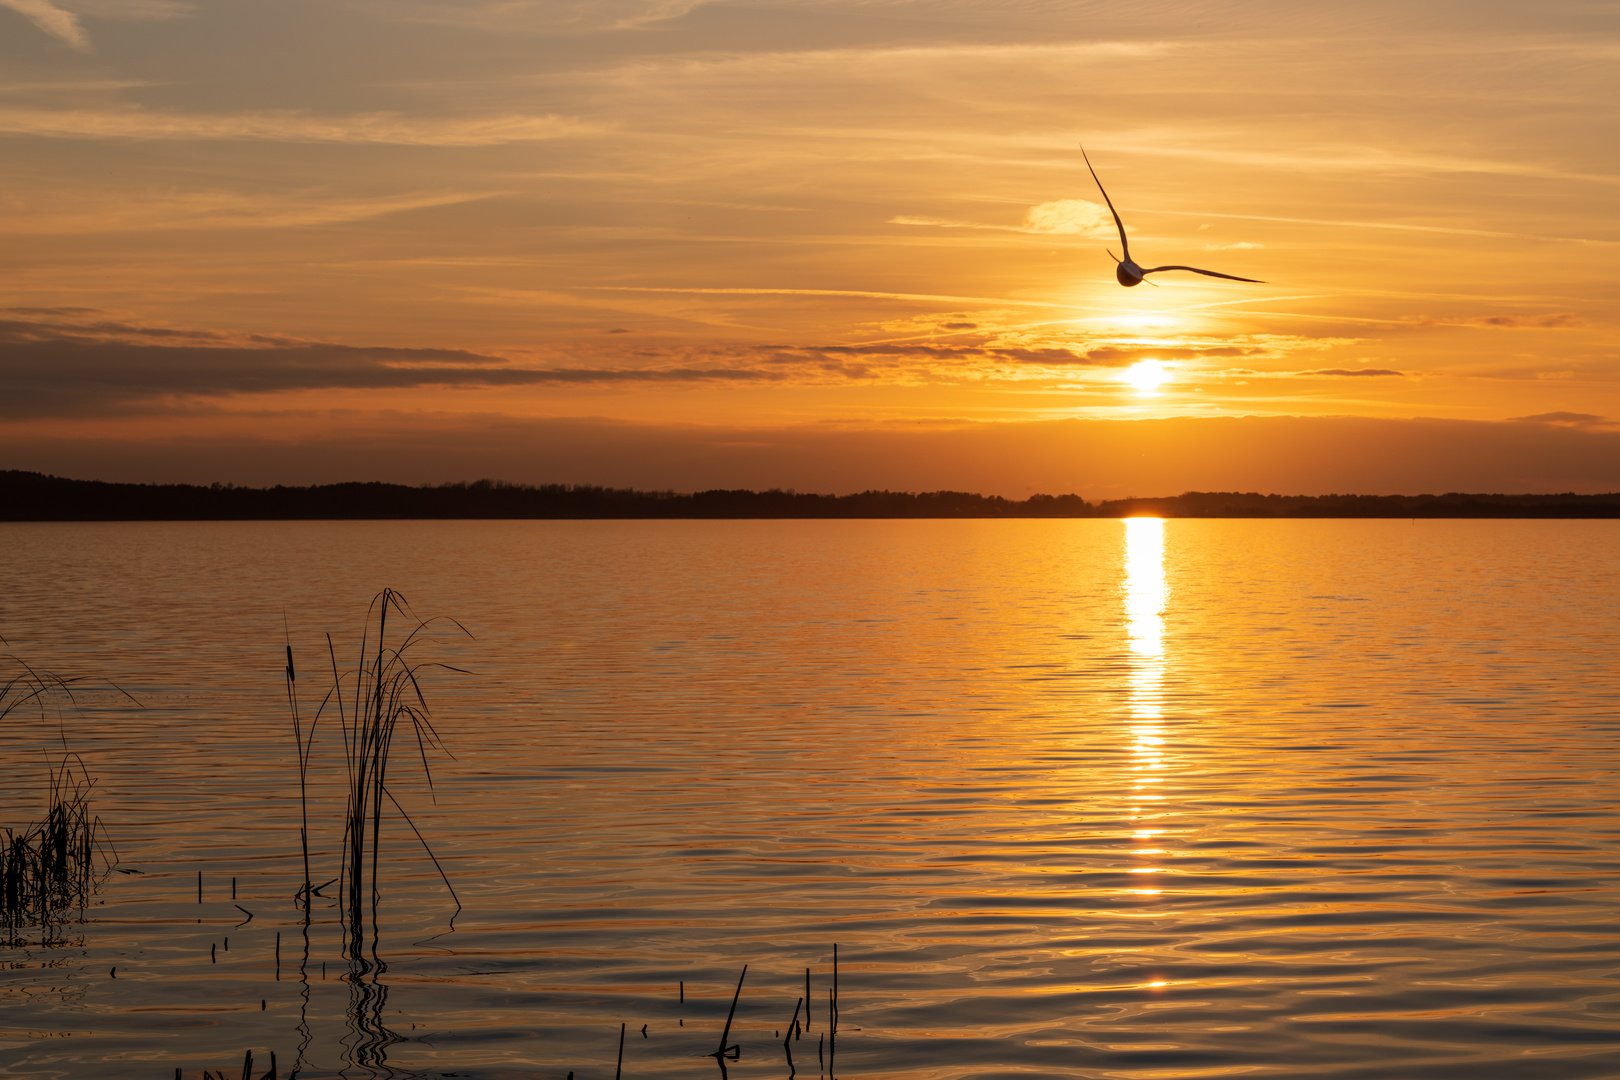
[5,470,1620,520]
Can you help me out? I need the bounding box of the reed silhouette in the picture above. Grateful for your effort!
[283,591,467,942]
[0,752,110,945]
[280,590,470,1076]
[0,652,125,945]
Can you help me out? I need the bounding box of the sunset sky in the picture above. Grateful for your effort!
[3,0,1617,496]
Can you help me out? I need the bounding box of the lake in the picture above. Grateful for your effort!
[1,519,1617,1080]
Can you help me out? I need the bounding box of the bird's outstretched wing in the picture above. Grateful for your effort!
[1142,265,1265,283]
[1080,144,1131,263]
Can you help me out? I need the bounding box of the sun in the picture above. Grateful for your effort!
[1125,360,1170,394]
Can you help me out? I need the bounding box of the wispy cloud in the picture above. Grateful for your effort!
[1136,208,1619,247]
[1465,313,1584,329]
[369,0,704,33]
[1105,140,1620,188]
[890,199,1115,238]
[65,0,194,18]
[1,311,1328,417]
[2,0,90,50]
[1510,411,1612,427]
[0,189,505,234]
[1302,367,1406,377]
[0,315,793,417]
[1097,345,1265,363]
[0,106,596,144]
[581,285,1091,310]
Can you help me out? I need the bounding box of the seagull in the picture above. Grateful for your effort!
[1081,145,1264,288]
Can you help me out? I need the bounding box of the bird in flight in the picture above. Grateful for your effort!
[1081,145,1264,288]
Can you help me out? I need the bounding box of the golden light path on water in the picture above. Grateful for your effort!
[1123,517,1169,911]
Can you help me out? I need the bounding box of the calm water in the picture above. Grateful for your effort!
[1,519,1617,1080]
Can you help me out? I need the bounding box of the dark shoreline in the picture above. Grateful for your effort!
[7,470,1620,520]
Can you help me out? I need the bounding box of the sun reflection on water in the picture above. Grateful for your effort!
[1123,517,1169,895]
[1124,516,1166,718]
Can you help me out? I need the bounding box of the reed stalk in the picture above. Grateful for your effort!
[289,591,467,959]
[713,964,747,1061]
[0,654,123,945]
[0,752,113,945]
[282,625,314,918]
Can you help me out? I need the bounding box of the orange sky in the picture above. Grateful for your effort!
[2,0,1617,495]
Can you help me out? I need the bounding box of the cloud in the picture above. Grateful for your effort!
[1,0,90,50]
[761,339,1282,372]
[0,189,504,235]
[1136,208,1619,247]
[1392,313,1586,331]
[779,341,1250,368]
[1511,412,1611,428]
[1466,314,1584,329]
[584,286,1083,311]
[0,313,1314,418]
[800,342,1091,365]
[889,215,1016,232]
[64,0,193,18]
[1020,199,1112,236]
[371,0,704,33]
[1071,345,1265,367]
[0,106,593,144]
[0,316,791,416]
[1303,368,1406,377]
[889,199,1114,238]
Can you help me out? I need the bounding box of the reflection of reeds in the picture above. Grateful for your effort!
[186,1048,276,1080]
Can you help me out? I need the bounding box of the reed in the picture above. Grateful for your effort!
[713,964,747,1061]
[333,590,466,953]
[0,753,110,945]
[282,625,314,917]
[0,654,120,945]
[283,590,468,964]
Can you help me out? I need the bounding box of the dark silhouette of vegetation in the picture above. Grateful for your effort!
[0,656,123,945]
[0,754,109,946]
[7,470,1620,519]
[281,590,469,1078]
